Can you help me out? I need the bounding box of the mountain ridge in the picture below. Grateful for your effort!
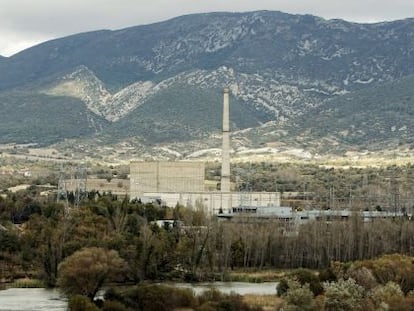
[0,10,413,156]
[2,11,413,91]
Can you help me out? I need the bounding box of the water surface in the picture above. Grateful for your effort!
[0,282,278,310]
[169,281,279,295]
[0,288,67,311]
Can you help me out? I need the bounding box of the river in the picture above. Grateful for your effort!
[0,282,278,310]
[0,288,67,311]
[170,281,278,296]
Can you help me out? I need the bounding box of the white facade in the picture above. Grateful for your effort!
[143,191,281,214]
[130,161,205,198]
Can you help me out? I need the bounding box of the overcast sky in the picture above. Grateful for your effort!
[1,0,413,57]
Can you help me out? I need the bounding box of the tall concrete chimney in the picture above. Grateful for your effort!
[221,87,231,193]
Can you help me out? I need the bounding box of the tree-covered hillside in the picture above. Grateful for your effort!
[0,92,108,144]
[107,84,266,143]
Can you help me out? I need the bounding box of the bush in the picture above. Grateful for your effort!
[369,281,404,308]
[103,287,124,302]
[281,279,316,311]
[68,295,100,311]
[214,294,263,311]
[347,266,378,290]
[107,285,262,311]
[387,295,414,310]
[102,300,130,311]
[323,278,365,311]
[276,278,289,296]
[198,288,226,305]
[293,269,323,296]
[357,254,414,293]
[277,269,323,296]
[318,268,337,283]
[115,284,196,311]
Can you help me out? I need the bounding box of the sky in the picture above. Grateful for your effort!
[1,0,413,57]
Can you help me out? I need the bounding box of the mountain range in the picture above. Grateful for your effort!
[0,11,413,157]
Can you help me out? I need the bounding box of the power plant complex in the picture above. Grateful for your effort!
[129,87,281,214]
[58,87,411,222]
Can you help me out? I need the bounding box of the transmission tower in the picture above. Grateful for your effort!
[74,163,87,208]
[391,177,400,216]
[57,164,69,215]
[389,151,400,216]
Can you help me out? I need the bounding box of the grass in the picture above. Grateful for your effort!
[223,269,287,283]
[8,278,45,288]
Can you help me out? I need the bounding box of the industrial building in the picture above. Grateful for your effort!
[141,191,280,213]
[129,160,280,213]
[129,87,281,214]
[130,161,205,196]
[217,205,412,225]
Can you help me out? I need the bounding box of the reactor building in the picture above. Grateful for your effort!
[130,161,205,195]
[129,87,280,214]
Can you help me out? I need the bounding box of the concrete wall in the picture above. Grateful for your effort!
[143,191,281,214]
[130,161,205,198]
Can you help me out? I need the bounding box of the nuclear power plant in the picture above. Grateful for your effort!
[129,87,281,213]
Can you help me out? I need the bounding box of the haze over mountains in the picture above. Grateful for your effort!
[0,11,413,156]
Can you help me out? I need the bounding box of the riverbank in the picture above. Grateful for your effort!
[222,269,287,283]
[0,282,281,311]
[0,278,45,290]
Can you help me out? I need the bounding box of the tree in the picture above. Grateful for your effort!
[57,247,127,300]
[19,204,66,287]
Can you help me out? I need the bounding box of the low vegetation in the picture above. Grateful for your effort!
[277,256,414,310]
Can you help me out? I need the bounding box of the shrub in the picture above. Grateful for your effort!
[323,278,365,311]
[347,266,378,290]
[103,287,124,303]
[214,294,263,311]
[68,295,100,311]
[111,285,262,311]
[277,269,323,296]
[318,268,337,283]
[198,288,226,305]
[102,300,130,311]
[357,254,414,294]
[116,284,196,311]
[387,295,414,311]
[281,279,316,311]
[276,278,289,296]
[293,269,323,296]
[369,281,404,308]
